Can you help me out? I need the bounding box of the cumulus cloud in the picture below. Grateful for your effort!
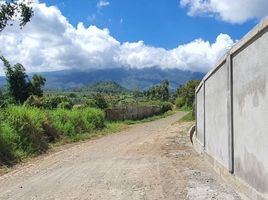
[180,0,268,23]
[96,0,110,8]
[0,2,234,75]
[116,34,233,72]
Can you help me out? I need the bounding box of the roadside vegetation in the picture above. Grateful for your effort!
[172,80,200,121]
[0,63,198,166]
[0,2,200,166]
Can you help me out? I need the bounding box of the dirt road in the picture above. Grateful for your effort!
[0,112,245,200]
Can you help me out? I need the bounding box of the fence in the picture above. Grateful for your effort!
[195,17,268,199]
[105,105,163,121]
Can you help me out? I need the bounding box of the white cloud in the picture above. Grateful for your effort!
[116,34,233,72]
[96,0,110,8]
[0,2,234,75]
[180,0,268,23]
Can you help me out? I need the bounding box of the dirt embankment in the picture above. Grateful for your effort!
[0,112,245,200]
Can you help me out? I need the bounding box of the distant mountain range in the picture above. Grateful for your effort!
[77,81,129,94]
[0,67,204,90]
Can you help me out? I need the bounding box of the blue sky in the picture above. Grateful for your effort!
[0,0,268,75]
[41,0,256,49]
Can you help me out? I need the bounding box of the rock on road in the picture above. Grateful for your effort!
[0,112,245,200]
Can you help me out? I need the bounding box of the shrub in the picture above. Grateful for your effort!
[85,99,97,108]
[24,95,43,108]
[57,101,73,110]
[160,102,173,113]
[0,123,20,165]
[68,93,77,98]
[24,95,74,110]
[41,96,72,109]
[175,97,185,108]
[0,106,105,165]
[49,108,105,137]
[92,93,108,109]
[6,106,49,154]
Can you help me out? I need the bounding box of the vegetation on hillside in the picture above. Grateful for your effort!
[0,68,204,90]
[75,81,128,94]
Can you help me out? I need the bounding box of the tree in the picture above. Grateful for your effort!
[0,0,33,32]
[161,80,169,101]
[1,56,31,103]
[0,56,46,103]
[31,74,46,97]
[175,80,200,108]
[92,93,108,109]
[145,80,170,101]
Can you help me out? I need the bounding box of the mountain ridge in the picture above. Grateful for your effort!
[0,67,204,90]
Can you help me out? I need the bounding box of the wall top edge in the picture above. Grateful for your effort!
[230,16,268,54]
[196,16,268,94]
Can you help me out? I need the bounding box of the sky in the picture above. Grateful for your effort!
[0,0,268,75]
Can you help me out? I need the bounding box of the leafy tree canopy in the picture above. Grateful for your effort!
[175,80,200,108]
[145,80,170,101]
[0,56,46,104]
[0,0,33,32]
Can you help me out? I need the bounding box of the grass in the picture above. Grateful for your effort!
[0,106,105,166]
[52,122,127,146]
[177,105,195,122]
[181,110,194,122]
[178,105,192,112]
[0,106,176,168]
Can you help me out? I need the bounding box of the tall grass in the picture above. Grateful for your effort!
[0,106,105,166]
[49,108,104,137]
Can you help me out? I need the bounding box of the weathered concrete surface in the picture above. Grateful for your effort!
[204,63,229,168]
[196,85,205,146]
[0,113,244,200]
[232,29,268,195]
[195,16,268,199]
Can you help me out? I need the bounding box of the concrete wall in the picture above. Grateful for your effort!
[196,85,204,146]
[204,63,229,168]
[195,17,268,199]
[232,29,268,194]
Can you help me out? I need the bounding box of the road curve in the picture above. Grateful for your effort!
[0,112,244,200]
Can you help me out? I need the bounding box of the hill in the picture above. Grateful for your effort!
[0,67,204,90]
[75,81,128,94]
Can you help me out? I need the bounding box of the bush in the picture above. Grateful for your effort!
[92,93,108,109]
[85,99,98,108]
[175,97,185,108]
[0,106,105,165]
[160,102,173,113]
[49,108,105,137]
[6,106,49,154]
[57,101,73,110]
[0,123,20,165]
[24,95,43,108]
[24,95,74,110]
[68,93,77,98]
